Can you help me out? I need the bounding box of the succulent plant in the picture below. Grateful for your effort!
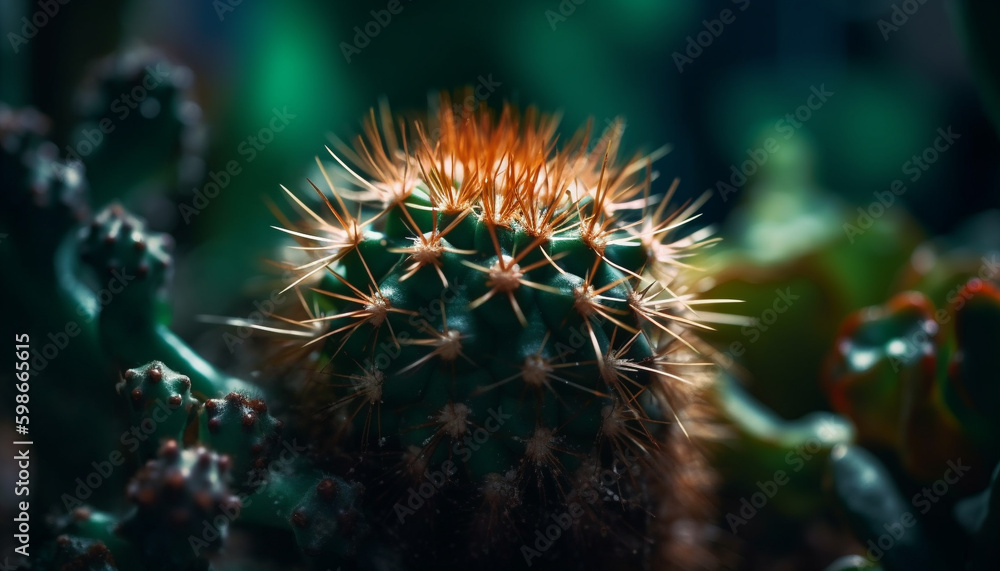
[41,534,119,571]
[116,360,198,459]
[116,440,241,570]
[63,201,256,398]
[817,219,1000,571]
[197,390,283,489]
[824,276,1000,482]
[238,469,370,562]
[257,96,725,568]
[1,104,90,271]
[69,47,204,204]
[56,508,138,570]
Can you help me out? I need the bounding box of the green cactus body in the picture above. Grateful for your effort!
[828,445,945,571]
[264,98,722,567]
[64,203,256,397]
[239,468,369,563]
[116,360,198,458]
[708,372,853,516]
[56,508,139,569]
[117,440,241,570]
[198,390,283,490]
[71,48,203,205]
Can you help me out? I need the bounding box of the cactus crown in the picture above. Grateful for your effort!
[262,94,722,562]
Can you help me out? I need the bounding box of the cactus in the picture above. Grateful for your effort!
[70,47,204,204]
[40,535,119,571]
[116,440,241,570]
[823,554,883,571]
[42,355,379,571]
[1,104,90,273]
[706,372,854,517]
[827,445,944,571]
[115,361,198,459]
[824,283,999,482]
[238,469,369,561]
[62,201,256,397]
[55,508,139,570]
[258,96,724,567]
[197,390,283,490]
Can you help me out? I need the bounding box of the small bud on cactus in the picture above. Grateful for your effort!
[117,440,240,570]
[198,391,283,490]
[77,204,173,293]
[263,96,724,567]
[116,360,197,456]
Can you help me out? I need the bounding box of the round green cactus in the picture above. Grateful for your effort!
[262,97,724,567]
